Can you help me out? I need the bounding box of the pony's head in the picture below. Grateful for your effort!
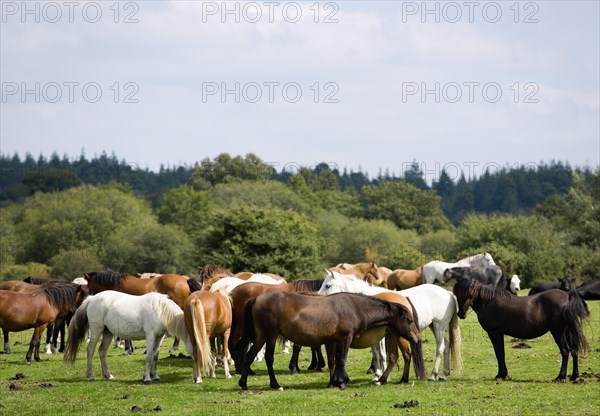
[510,275,521,292]
[483,253,496,266]
[452,276,474,319]
[319,270,363,295]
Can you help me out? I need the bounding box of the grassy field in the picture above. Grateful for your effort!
[1,293,599,416]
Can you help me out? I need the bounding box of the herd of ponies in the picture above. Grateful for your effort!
[0,253,598,391]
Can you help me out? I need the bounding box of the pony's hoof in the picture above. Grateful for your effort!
[277,387,284,391]
[553,377,566,383]
[495,375,512,381]
[194,379,202,384]
[87,378,95,382]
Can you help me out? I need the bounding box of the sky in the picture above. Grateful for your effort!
[1,0,598,182]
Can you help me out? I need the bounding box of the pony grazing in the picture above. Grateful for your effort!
[236,291,420,391]
[0,283,87,363]
[64,291,191,383]
[452,276,589,381]
[422,253,495,284]
[184,290,233,383]
[319,271,462,381]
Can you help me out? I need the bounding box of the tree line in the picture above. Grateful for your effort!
[0,151,597,287]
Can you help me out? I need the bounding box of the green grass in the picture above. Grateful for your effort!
[1,295,599,416]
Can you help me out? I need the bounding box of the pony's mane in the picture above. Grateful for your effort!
[39,283,80,309]
[87,270,128,288]
[24,276,65,285]
[457,278,513,302]
[289,279,324,293]
[199,264,233,282]
[155,294,187,339]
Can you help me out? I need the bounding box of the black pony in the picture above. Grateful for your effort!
[453,276,589,382]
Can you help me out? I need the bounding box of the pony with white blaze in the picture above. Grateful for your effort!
[64,291,191,383]
[422,253,495,284]
[319,271,462,381]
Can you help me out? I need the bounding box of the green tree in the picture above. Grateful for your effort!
[201,206,320,278]
[156,184,215,245]
[103,222,194,274]
[11,184,153,264]
[360,181,451,233]
[50,248,103,279]
[190,153,274,190]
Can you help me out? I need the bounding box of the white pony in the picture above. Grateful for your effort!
[208,274,284,294]
[319,271,462,381]
[64,291,192,383]
[422,253,495,284]
[510,275,521,292]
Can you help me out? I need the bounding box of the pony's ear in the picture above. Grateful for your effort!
[83,272,90,280]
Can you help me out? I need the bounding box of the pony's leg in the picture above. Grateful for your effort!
[150,335,164,381]
[324,343,336,388]
[238,337,266,390]
[57,321,66,352]
[86,329,101,380]
[256,345,265,362]
[264,339,283,391]
[26,326,46,363]
[143,334,161,383]
[44,324,54,354]
[429,324,447,381]
[369,341,385,381]
[333,339,351,390]
[282,339,291,354]
[569,350,579,381]
[550,329,571,382]
[98,330,115,380]
[123,339,133,355]
[3,329,12,354]
[488,331,510,380]
[289,344,302,374]
[169,337,180,353]
[377,334,401,385]
[222,329,232,379]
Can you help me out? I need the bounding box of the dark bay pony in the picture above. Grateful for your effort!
[237,291,420,391]
[0,284,87,363]
[227,279,326,375]
[529,277,575,295]
[184,289,233,383]
[577,279,600,300]
[452,276,589,381]
[385,267,423,290]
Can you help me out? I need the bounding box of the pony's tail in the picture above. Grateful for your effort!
[190,299,213,377]
[406,298,426,380]
[63,298,90,363]
[187,278,203,293]
[449,308,463,374]
[233,297,257,363]
[562,288,590,353]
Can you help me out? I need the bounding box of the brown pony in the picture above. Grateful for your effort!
[329,262,383,286]
[84,270,201,309]
[228,281,291,374]
[0,284,87,363]
[237,291,421,390]
[386,267,424,290]
[0,279,68,354]
[184,290,233,383]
